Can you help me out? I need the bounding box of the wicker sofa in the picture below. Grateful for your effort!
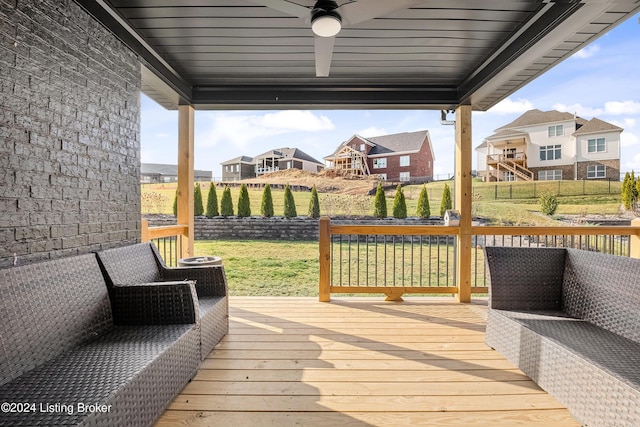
[484,247,640,427]
[96,242,228,360]
[0,253,201,426]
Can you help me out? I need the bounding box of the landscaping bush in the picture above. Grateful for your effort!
[172,190,177,216]
[237,184,251,217]
[392,184,407,219]
[220,186,234,216]
[416,184,430,218]
[206,184,219,217]
[439,183,452,217]
[308,185,320,218]
[283,184,297,218]
[373,182,387,218]
[622,171,638,210]
[194,183,204,216]
[539,191,559,215]
[261,184,274,217]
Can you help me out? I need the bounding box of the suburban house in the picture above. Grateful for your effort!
[221,147,324,181]
[476,109,622,181]
[323,130,435,183]
[141,163,212,184]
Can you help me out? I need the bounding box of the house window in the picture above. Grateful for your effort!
[399,172,410,182]
[548,125,563,137]
[587,165,606,179]
[540,145,561,161]
[373,158,387,169]
[502,172,515,182]
[587,138,606,153]
[359,143,365,151]
[378,173,387,181]
[538,170,562,181]
[399,155,410,167]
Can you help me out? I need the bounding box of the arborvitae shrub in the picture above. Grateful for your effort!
[439,183,452,217]
[261,184,274,217]
[194,183,204,216]
[416,184,430,218]
[237,184,251,217]
[206,184,219,217]
[283,184,297,218]
[392,184,407,219]
[308,185,320,218]
[172,190,178,216]
[539,191,559,216]
[373,182,387,219]
[220,186,234,216]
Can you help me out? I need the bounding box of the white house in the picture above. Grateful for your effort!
[476,110,622,181]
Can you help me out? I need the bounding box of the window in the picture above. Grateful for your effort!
[538,170,562,181]
[373,158,387,169]
[399,155,410,167]
[378,173,387,181]
[359,143,365,151]
[548,125,563,137]
[399,172,410,182]
[540,145,561,161]
[502,172,515,182]
[587,138,606,153]
[587,165,606,179]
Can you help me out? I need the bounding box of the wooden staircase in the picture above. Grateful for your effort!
[497,158,534,181]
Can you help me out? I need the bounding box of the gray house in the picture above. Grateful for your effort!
[221,148,324,181]
[141,163,212,184]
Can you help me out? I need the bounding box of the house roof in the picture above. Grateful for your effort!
[365,130,429,155]
[141,163,212,177]
[81,1,640,110]
[496,109,581,130]
[220,156,254,166]
[485,129,529,141]
[573,117,623,136]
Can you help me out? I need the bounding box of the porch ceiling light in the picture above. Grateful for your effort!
[311,10,342,37]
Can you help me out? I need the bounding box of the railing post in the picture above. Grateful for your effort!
[631,218,640,259]
[319,216,331,302]
[455,105,472,303]
[177,105,195,259]
[141,219,149,242]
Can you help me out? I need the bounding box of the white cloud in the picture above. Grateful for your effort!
[621,151,640,173]
[572,44,600,59]
[604,101,640,115]
[487,98,534,114]
[621,131,639,148]
[195,110,335,149]
[624,118,637,128]
[356,126,387,138]
[553,103,603,117]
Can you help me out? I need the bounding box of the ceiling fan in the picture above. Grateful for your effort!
[250,0,425,77]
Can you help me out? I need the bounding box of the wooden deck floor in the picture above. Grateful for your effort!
[156,297,579,427]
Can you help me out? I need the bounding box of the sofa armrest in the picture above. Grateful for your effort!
[162,266,228,297]
[484,246,566,311]
[110,281,200,325]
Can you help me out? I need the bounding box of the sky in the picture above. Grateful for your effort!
[141,14,640,180]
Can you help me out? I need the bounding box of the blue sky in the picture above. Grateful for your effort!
[141,14,640,180]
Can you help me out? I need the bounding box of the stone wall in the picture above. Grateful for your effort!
[144,215,443,241]
[0,0,141,267]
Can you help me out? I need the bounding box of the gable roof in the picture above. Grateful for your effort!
[365,130,430,155]
[221,156,254,166]
[254,147,323,165]
[573,117,623,136]
[496,109,581,130]
[485,129,529,141]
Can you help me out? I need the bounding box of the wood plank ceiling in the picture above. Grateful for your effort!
[74,0,640,110]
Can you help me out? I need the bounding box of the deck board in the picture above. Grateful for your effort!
[155,297,580,427]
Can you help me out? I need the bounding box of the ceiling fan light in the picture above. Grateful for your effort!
[311,12,342,37]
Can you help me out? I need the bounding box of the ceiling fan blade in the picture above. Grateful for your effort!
[314,35,335,77]
[338,0,425,26]
[249,0,309,19]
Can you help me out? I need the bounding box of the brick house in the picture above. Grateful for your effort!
[324,130,435,183]
[476,109,622,181]
[221,148,324,181]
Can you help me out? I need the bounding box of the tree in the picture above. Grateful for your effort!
[172,189,178,216]
[392,184,407,219]
[283,184,297,218]
[194,183,204,216]
[261,184,274,217]
[373,182,387,218]
[439,183,452,217]
[205,184,219,217]
[622,171,636,210]
[539,191,559,216]
[220,185,234,216]
[308,185,320,218]
[237,183,251,217]
[416,184,431,218]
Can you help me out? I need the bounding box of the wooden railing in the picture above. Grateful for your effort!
[319,217,640,302]
[141,219,189,267]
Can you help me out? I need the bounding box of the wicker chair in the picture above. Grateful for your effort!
[96,242,228,360]
[484,246,640,427]
[0,254,200,426]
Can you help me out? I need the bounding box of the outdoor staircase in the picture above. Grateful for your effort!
[496,159,534,181]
